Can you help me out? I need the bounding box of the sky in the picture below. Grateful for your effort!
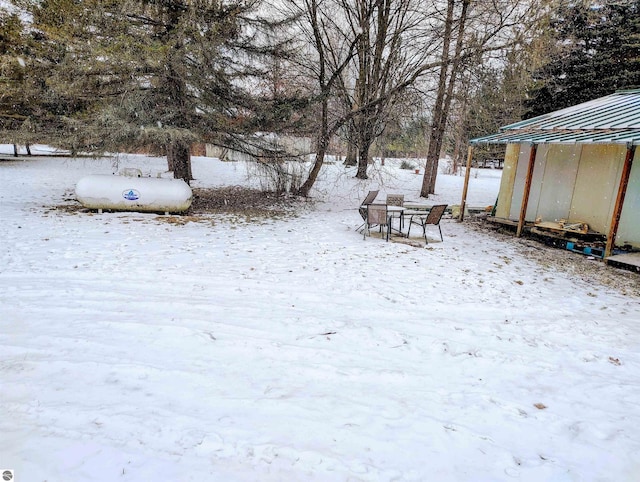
[1,146,640,481]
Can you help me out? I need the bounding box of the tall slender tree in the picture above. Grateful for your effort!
[286,0,442,189]
[420,0,469,196]
[419,0,545,197]
[282,0,360,196]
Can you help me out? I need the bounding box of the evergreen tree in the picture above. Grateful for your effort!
[7,0,295,182]
[525,0,640,118]
[0,10,27,142]
[1,1,101,153]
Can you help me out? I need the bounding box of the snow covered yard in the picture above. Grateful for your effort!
[1,151,639,481]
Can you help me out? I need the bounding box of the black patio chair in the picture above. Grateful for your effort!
[364,204,392,241]
[406,204,448,245]
[386,194,405,230]
[357,190,379,232]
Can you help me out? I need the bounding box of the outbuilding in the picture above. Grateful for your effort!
[460,89,640,269]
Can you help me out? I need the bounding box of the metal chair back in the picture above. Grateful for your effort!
[425,204,447,226]
[358,190,379,223]
[386,194,404,206]
[364,204,391,241]
[407,204,448,244]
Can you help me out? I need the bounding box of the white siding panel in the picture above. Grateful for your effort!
[534,144,581,223]
[508,145,534,220]
[525,144,549,221]
[494,144,520,219]
[570,145,625,233]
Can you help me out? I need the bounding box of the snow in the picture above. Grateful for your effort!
[1,148,640,481]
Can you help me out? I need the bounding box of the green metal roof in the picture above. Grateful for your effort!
[470,90,640,145]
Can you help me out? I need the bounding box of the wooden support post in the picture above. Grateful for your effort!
[605,144,636,259]
[516,144,537,237]
[459,145,473,222]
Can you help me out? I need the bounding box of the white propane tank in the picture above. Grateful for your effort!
[75,174,192,213]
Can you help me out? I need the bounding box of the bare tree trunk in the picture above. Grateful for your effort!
[355,131,373,178]
[298,84,330,197]
[451,138,461,175]
[298,135,329,197]
[356,141,370,179]
[351,0,400,180]
[167,142,193,184]
[13,144,18,157]
[25,144,32,156]
[297,0,329,197]
[451,77,470,175]
[421,0,470,197]
[344,135,357,166]
[167,149,175,172]
[421,1,454,197]
[355,109,374,179]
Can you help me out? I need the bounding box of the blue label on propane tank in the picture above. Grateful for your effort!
[123,189,140,201]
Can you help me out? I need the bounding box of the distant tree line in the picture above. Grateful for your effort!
[455,0,640,168]
[1,0,638,196]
